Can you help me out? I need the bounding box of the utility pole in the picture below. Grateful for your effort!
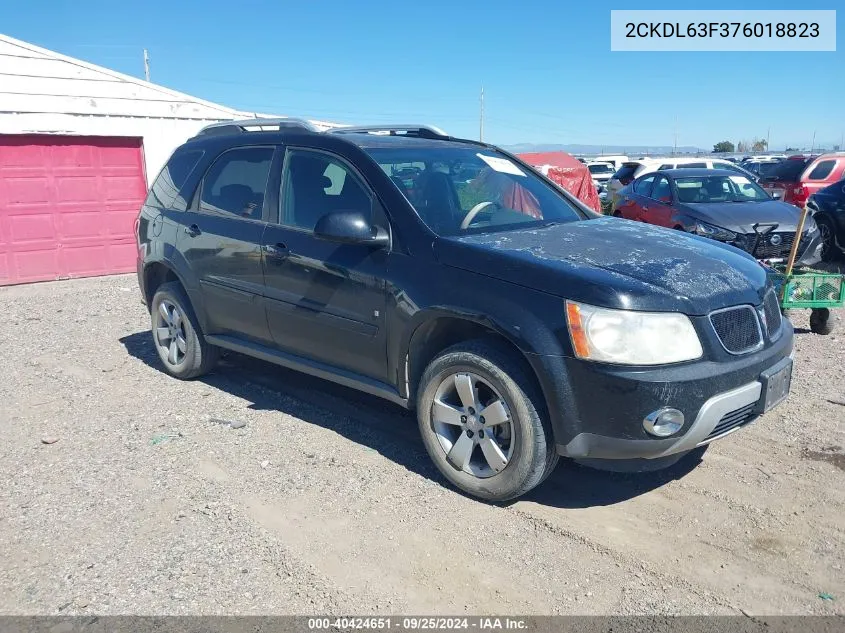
[143,48,150,82]
[479,85,484,142]
[673,115,677,155]
[766,127,770,151]
[811,130,816,153]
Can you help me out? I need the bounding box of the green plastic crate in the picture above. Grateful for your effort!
[767,268,845,309]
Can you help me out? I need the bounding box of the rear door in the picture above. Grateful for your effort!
[642,174,675,227]
[261,147,390,382]
[176,145,276,343]
[617,174,655,220]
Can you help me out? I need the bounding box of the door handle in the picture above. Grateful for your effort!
[184,224,201,237]
[642,205,649,211]
[263,242,290,260]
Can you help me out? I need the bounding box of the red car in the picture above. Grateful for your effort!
[758,153,845,208]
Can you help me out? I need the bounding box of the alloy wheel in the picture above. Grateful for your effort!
[818,222,833,256]
[430,372,514,478]
[153,300,188,366]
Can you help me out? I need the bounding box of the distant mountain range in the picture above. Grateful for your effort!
[501,143,705,156]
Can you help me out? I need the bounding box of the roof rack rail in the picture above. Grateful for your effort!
[197,117,318,137]
[327,124,448,139]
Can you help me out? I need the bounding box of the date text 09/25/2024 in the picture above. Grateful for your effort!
[308,617,528,630]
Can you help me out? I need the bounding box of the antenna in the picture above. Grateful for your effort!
[143,48,150,82]
[479,85,484,142]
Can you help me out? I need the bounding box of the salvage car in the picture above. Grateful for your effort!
[759,153,845,207]
[808,179,845,260]
[136,121,794,502]
[614,169,823,266]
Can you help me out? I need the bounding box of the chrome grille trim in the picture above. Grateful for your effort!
[709,305,764,355]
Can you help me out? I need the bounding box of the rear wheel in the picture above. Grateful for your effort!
[416,340,557,502]
[151,282,219,379]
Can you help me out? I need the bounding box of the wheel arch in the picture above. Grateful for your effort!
[401,311,554,425]
[141,251,207,333]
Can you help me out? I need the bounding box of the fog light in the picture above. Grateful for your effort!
[643,408,684,437]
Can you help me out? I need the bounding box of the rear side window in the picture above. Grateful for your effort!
[199,147,274,220]
[807,160,836,181]
[634,174,655,196]
[677,162,707,168]
[658,164,674,170]
[145,149,204,210]
[651,175,671,200]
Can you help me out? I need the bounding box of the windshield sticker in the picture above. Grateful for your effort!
[477,153,526,177]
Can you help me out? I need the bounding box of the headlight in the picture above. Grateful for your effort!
[565,301,703,365]
[694,221,737,242]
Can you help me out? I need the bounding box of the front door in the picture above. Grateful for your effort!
[261,148,389,382]
[176,145,276,343]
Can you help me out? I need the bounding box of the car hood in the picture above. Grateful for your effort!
[679,200,804,234]
[436,218,768,315]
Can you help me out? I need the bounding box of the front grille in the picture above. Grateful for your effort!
[746,232,795,259]
[701,403,757,443]
[762,289,783,340]
[710,306,763,354]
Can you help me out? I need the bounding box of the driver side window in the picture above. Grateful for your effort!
[280,150,373,231]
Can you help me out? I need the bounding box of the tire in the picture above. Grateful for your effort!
[809,308,835,335]
[815,215,839,262]
[416,340,557,502]
[150,281,219,379]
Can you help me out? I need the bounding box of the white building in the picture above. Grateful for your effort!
[0,34,335,285]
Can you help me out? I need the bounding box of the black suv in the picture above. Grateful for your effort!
[136,120,794,501]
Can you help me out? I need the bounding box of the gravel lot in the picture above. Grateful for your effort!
[0,273,843,616]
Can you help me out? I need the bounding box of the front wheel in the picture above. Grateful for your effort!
[809,308,835,335]
[815,215,840,262]
[416,340,557,502]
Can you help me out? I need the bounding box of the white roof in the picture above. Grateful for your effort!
[0,33,339,129]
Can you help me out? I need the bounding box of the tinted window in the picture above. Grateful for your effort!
[588,164,614,175]
[365,146,582,236]
[614,164,640,182]
[675,175,769,203]
[145,150,204,210]
[651,176,671,200]
[658,164,674,170]
[199,147,273,220]
[676,162,707,168]
[281,150,372,231]
[807,160,836,180]
[634,174,655,196]
[767,159,809,181]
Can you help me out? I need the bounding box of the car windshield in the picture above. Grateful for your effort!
[363,145,584,235]
[588,164,614,174]
[674,175,770,203]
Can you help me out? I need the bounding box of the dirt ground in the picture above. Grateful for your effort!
[0,274,843,616]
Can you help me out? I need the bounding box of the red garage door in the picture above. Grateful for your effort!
[0,135,146,286]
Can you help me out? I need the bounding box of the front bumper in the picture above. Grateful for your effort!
[555,319,793,461]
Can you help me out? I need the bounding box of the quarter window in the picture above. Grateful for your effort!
[807,160,836,181]
[199,147,274,220]
[281,150,372,231]
[145,150,204,210]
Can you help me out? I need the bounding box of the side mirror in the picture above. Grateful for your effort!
[313,210,389,247]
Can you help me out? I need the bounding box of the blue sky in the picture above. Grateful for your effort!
[1,0,841,150]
